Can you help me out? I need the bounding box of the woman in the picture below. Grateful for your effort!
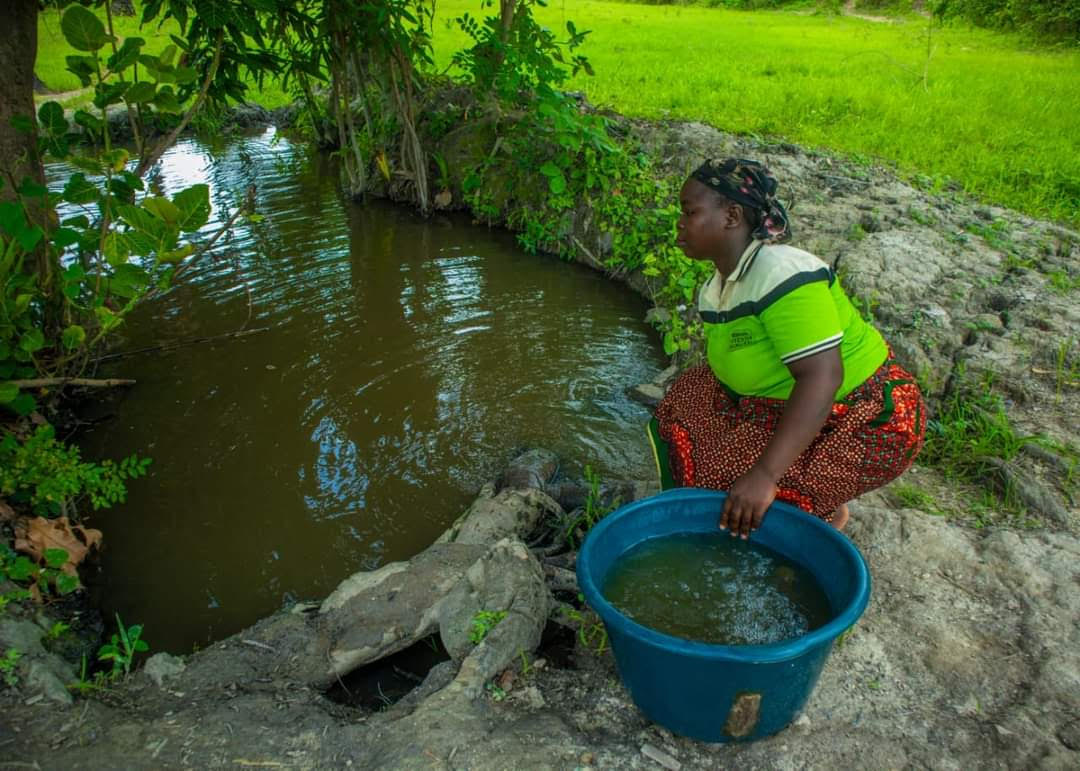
[649,158,926,539]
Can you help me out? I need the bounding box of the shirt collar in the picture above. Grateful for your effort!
[729,239,764,283]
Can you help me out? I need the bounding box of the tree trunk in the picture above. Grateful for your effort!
[0,0,44,205]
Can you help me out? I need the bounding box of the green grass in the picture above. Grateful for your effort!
[34,4,291,108]
[33,2,1080,226]
[431,1,1080,227]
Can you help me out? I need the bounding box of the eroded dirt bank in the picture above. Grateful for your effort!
[2,116,1078,770]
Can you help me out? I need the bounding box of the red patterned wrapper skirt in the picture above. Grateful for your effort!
[653,356,928,523]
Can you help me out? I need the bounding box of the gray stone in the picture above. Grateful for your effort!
[26,660,73,705]
[628,383,665,408]
[142,653,186,687]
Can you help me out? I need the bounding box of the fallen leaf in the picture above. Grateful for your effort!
[14,516,103,574]
[497,668,516,693]
[0,499,15,522]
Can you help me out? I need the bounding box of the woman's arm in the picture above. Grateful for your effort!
[719,346,844,538]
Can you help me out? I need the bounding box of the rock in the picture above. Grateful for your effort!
[507,685,546,710]
[641,742,681,770]
[26,661,72,705]
[142,653,186,687]
[435,485,563,547]
[0,619,45,652]
[495,448,558,492]
[1058,719,1080,750]
[440,539,549,696]
[628,383,665,408]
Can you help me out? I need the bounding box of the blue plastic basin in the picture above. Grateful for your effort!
[577,488,870,742]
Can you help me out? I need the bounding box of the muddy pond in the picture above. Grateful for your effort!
[68,128,667,653]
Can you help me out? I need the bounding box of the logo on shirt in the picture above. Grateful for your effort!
[728,330,755,351]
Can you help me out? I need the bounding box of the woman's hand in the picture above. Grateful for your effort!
[718,347,844,538]
[719,466,778,539]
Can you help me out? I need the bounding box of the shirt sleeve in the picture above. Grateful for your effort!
[758,278,843,365]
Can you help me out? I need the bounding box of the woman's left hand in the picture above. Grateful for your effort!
[719,467,778,539]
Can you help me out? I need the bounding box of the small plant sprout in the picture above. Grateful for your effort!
[1,648,21,687]
[46,621,71,640]
[97,613,149,679]
[468,610,507,645]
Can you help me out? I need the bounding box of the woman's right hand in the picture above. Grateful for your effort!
[719,467,778,539]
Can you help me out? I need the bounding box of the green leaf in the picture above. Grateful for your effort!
[192,0,235,29]
[62,173,99,205]
[124,81,156,104]
[152,87,181,112]
[73,109,104,135]
[662,332,677,356]
[56,573,80,594]
[9,392,36,416]
[158,243,194,263]
[94,81,130,110]
[0,201,26,235]
[108,264,150,299]
[102,148,130,172]
[52,227,81,249]
[18,329,45,354]
[539,161,561,178]
[16,178,48,199]
[158,44,178,68]
[61,5,110,52]
[62,215,90,229]
[107,37,144,73]
[0,383,17,403]
[67,155,106,176]
[37,102,68,136]
[173,66,198,86]
[141,197,181,225]
[44,548,69,569]
[64,264,87,282]
[15,225,44,252]
[13,294,31,315]
[65,55,97,88]
[94,306,121,333]
[117,204,165,237]
[118,171,145,192]
[547,173,567,195]
[61,325,86,350]
[102,232,131,266]
[8,555,35,580]
[173,185,210,232]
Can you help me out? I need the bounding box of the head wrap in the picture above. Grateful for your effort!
[690,158,792,244]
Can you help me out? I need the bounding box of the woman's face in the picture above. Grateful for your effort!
[676,178,739,268]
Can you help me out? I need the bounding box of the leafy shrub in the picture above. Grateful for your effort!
[932,0,1080,40]
[0,425,150,516]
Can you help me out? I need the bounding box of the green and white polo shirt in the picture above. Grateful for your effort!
[698,240,888,400]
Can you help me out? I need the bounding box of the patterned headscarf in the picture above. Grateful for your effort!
[690,158,792,243]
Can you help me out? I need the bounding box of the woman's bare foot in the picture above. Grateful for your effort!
[831,503,850,531]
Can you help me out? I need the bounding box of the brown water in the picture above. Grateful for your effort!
[69,128,666,653]
[601,532,833,645]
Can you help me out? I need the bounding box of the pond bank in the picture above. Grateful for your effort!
[2,103,1078,767]
[2,449,1078,769]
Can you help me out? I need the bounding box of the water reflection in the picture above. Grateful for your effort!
[72,128,666,653]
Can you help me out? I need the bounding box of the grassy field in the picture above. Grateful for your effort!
[34,1,1080,227]
[431,1,1080,228]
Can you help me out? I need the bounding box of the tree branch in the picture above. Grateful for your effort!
[10,377,135,388]
[135,30,224,176]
